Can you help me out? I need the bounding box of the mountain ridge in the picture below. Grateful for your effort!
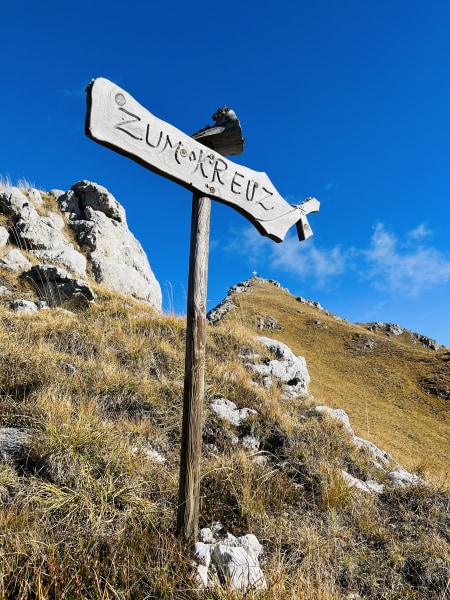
[207,277,449,485]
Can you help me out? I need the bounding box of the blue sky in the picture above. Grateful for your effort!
[2,1,450,345]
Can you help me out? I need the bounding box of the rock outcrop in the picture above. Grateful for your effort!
[248,336,311,398]
[192,532,267,592]
[363,322,440,351]
[315,405,423,492]
[0,181,161,310]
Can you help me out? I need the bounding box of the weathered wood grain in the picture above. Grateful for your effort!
[176,194,211,539]
[86,78,319,242]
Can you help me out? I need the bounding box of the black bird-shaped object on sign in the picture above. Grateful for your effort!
[192,106,245,157]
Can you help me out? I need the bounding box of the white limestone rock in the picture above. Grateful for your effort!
[341,470,385,494]
[66,182,162,310]
[315,406,354,435]
[0,427,32,461]
[192,533,267,593]
[9,299,40,313]
[354,436,392,469]
[24,188,44,207]
[388,468,423,487]
[0,249,32,272]
[0,285,13,296]
[1,183,162,310]
[250,337,310,398]
[15,206,87,278]
[316,406,423,489]
[0,187,87,277]
[210,398,257,426]
[0,187,30,216]
[24,265,96,307]
[0,226,9,246]
[131,445,166,464]
[71,180,126,223]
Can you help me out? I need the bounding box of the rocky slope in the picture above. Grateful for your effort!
[0,180,161,310]
[0,251,449,597]
[207,277,450,484]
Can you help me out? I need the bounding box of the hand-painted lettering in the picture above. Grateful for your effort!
[231,171,245,194]
[257,187,275,210]
[114,107,143,140]
[246,180,257,201]
[190,149,210,179]
[146,124,163,148]
[212,158,227,185]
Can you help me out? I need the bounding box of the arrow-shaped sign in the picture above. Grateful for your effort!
[85,78,319,242]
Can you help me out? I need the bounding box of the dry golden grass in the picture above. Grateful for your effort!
[218,280,450,485]
[0,279,449,598]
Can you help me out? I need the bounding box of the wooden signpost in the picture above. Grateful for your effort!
[85,78,320,539]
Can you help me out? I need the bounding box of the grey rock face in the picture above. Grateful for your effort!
[62,181,162,310]
[249,336,310,398]
[0,428,32,461]
[24,265,96,307]
[0,226,9,246]
[0,182,162,310]
[210,398,257,426]
[71,180,126,223]
[0,249,32,272]
[0,187,87,277]
[192,533,267,592]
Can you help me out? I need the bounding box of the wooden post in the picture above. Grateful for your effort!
[85,78,320,539]
[176,193,211,538]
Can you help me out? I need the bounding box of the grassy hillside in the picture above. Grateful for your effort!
[0,266,449,598]
[217,279,449,486]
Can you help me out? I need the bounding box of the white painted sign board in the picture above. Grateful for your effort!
[86,78,319,243]
[85,78,321,539]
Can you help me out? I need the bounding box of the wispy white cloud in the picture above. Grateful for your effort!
[407,223,432,241]
[269,234,347,284]
[220,225,349,287]
[363,223,450,295]
[219,220,450,298]
[322,182,339,191]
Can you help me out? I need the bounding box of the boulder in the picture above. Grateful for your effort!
[0,226,9,246]
[62,181,162,310]
[249,337,310,398]
[0,187,30,217]
[24,265,96,307]
[0,428,32,462]
[341,470,385,494]
[192,533,267,592]
[0,249,31,272]
[210,398,257,427]
[9,299,42,313]
[1,183,162,310]
[388,468,423,487]
[0,285,13,296]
